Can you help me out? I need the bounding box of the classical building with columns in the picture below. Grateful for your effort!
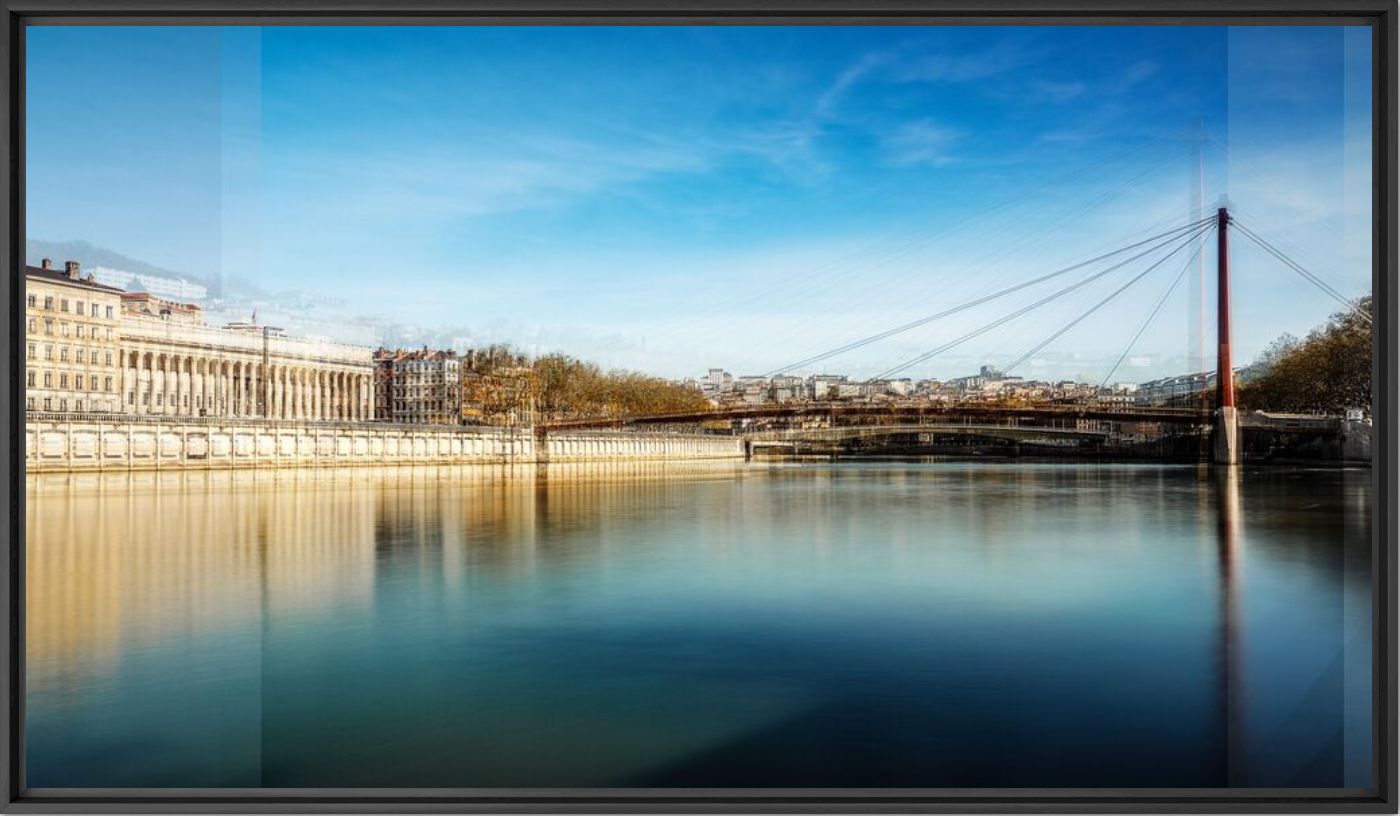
[117,293,375,421]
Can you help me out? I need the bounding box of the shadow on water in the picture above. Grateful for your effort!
[24,461,1371,789]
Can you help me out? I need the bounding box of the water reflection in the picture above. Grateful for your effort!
[1217,465,1244,787]
[26,462,1371,789]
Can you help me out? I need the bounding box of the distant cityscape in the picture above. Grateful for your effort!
[679,365,1221,411]
[25,250,1229,428]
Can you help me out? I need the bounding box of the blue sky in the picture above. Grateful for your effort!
[26,25,1372,381]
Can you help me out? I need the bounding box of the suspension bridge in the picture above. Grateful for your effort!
[535,129,1369,463]
[540,202,1369,463]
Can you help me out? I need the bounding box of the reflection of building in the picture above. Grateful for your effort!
[118,294,374,420]
[375,347,461,425]
[24,260,124,413]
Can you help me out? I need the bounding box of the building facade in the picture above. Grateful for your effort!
[24,261,124,414]
[381,348,462,425]
[117,300,375,421]
[372,348,398,422]
[1136,372,1217,406]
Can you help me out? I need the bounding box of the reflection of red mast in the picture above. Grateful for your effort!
[1216,467,1245,786]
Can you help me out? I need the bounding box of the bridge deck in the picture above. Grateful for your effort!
[543,402,1207,431]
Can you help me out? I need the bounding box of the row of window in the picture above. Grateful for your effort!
[26,370,114,392]
[26,316,116,341]
[26,397,115,412]
[127,391,221,409]
[26,344,115,366]
[27,294,115,319]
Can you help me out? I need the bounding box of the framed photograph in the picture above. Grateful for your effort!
[4,1,1395,812]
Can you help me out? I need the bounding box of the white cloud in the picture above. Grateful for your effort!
[891,39,1033,84]
[882,120,963,167]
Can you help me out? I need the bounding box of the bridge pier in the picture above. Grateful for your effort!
[1214,406,1240,466]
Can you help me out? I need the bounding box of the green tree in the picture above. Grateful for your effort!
[1238,296,1371,415]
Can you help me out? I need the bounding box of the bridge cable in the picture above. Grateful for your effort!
[871,222,1215,381]
[1099,234,1206,389]
[1224,204,1357,303]
[1230,219,1370,322]
[761,143,1201,364]
[1001,228,1210,375]
[767,215,1217,377]
[659,133,1183,344]
[1207,135,1348,241]
[1231,219,1351,304]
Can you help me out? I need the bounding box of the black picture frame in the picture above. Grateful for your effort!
[2,2,1394,812]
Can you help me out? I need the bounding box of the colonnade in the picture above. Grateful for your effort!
[118,349,373,421]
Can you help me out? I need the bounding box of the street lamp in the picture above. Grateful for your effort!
[261,324,282,418]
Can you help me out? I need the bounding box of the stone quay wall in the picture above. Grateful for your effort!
[24,413,745,473]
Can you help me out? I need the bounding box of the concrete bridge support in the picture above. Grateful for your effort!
[1214,406,1240,466]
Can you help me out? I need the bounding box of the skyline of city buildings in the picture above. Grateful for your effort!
[27,257,1239,427]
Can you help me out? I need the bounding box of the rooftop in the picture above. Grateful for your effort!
[25,260,125,294]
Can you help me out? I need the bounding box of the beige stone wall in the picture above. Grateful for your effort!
[24,416,744,472]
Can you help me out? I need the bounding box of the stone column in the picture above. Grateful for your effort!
[174,357,185,415]
[228,362,238,416]
[120,350,132,415]
[269,366,279,419]
[166,359,176,415]
[179,357,190,415]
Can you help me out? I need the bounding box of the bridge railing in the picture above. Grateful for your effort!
[24,409,527,437]
[540,400,1212,430]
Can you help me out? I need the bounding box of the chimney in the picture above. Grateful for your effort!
[40,258,52,270]
[64,260,80,279]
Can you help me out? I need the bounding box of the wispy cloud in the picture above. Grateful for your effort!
[814,50,895,120]
[882,119,963,167]
[1028,80,1087,103]
[890,39,1034,84]
[269,132,715,227]
[1109,60,1159,93]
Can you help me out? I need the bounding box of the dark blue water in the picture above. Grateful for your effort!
[25,462,1373,789]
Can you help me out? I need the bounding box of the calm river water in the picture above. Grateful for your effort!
[25,461,1373,789]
